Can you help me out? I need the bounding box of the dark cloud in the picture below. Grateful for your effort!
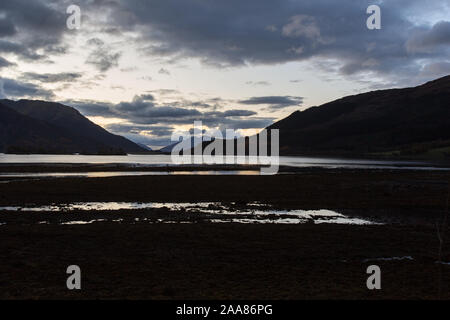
[0,17,16,36]
[68,95,273,147]
[65,94,274,130]
[107,123,173,137]
[201,117,274,130]
[86,49,121,72]
[222,110,257,117]
[0,40,45,61]
[106,122,175,147]
[139,94,155,101]
[282,14,321,39]
[86,38,122,72]
[0,0,67,61]
[2,0,448,87]
[0,0,448,87]
[97,0,448,82]
[406,21,450,53]
[64,99,115,117]
[21,72,83,83]
[239,96,303,110]
[0,78,54,99]
[112,95,200,121]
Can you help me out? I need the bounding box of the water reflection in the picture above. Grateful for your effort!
[0,202,379,225]
[0,170,259,179]
[1,153,447,170]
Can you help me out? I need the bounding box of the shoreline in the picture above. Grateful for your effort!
[1,169,448,209]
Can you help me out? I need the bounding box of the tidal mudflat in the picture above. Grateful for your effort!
[0,168,450,299]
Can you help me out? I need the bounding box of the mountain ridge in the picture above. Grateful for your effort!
[0,99,147,154]
[267,75,450,158]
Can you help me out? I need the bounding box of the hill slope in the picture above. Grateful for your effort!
[268,75,450,157]
[0,100,146,154]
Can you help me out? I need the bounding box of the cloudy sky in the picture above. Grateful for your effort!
[0,0,449,148]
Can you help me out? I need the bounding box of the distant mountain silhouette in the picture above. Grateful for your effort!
[162,75,450,159]
[4,75,450,157]
[269,75,450,158]
[159,141,178,154]
[136,143,153,151]
[0,99,147,154]
[160,136,211,154]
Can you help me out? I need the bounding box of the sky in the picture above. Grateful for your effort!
[0,0,449,149]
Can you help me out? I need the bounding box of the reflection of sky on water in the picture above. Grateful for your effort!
[1,154,448,172]
[0,202,379,226]
[0,170,260,179]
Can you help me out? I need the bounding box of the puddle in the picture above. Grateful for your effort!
[0,202,219,212]
[0,202,380,225]
[61,219,107,225]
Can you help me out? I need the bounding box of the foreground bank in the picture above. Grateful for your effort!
[0,169,449,299]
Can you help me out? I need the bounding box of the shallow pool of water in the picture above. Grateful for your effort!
[0,202,379,225]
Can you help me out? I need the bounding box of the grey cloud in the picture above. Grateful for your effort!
[114,95,201,120]
[246,81,271,86]
[87,38,105,47]
[86,38,122,72]
[93,0,447,83]
[139,94,155,101]
[186,101,213,109]
[0,78,54,99]
[0,40,45,61]
[3,0,449,85]
[201,117,274,130]
[86,49,121,72]
[106,122,175,147]
[223,109,257,117]
[2,0,449,85]
[406,21,450,53]
[0,56,15,68]
[64,100,114,117]
[0,0,67,61]
[0,17,16,36]
[0,81,4,99]
[66,93,274,133]
[22,72,83,83]
[107,124,173,137]
[420,61,450,77]
[77,95,274,147]
[149,89,180,95]
[158,68,171,75]
[208,109,257,117]
[282,15,321,39]
[239,96,303,109]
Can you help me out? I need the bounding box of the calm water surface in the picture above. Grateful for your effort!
[0,153,447,171]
